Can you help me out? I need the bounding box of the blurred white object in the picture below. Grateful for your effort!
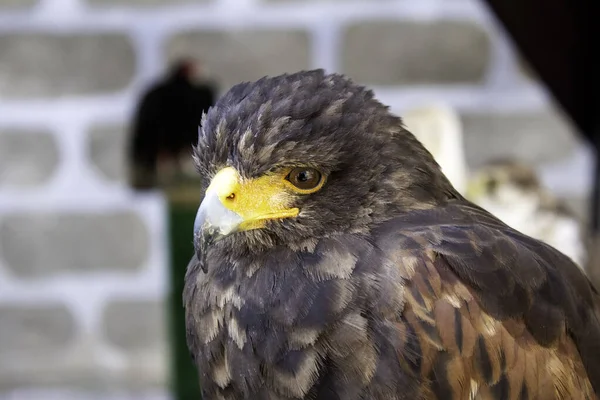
[466,159,587,269]
[402,104,468,194]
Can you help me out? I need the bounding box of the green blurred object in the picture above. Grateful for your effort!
[167,180,203,400]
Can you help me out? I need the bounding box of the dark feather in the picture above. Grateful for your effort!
[376,203,600,399]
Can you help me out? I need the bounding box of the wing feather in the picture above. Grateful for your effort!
[377,203,600,399]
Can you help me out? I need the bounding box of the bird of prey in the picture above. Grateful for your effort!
[401,104,468,195]
[184,69,600,400]
[466,159,587,269]
[128,58,217,189]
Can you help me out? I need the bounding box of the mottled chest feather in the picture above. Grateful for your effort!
[184,234,414,400]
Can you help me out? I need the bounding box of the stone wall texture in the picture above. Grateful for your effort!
[0,0,591,399]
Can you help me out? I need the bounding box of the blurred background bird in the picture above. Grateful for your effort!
[402,104,587,269]
[467,159,587,268]
[128,57,217,190]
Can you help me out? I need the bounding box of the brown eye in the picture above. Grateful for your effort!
[286,167,323,191]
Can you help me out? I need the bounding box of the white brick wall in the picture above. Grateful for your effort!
[0,0,591,398]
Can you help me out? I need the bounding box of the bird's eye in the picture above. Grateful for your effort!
[286,167,324,192]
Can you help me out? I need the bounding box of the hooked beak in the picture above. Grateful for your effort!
[193,189,243,273]
[192,167,300,273]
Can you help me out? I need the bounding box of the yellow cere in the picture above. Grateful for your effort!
[206,167,301,231]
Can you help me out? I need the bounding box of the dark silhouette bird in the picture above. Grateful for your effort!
[184,70,600,399]
[128,58,217,189]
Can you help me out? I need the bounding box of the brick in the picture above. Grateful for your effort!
[102,299,167,352]
[166,29,311,91]
[88,124,128,183]
[0,34,135,99]
[0,212,149,278]
[341,20,491,85]
[0,130,59,188]
[461,109,578,168]
[0,0,38,8]
[0,304,75,356]
[0,355,167,393]
[88,0,210,5]
[0,389,168,399]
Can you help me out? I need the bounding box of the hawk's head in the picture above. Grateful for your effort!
[192,70,458,269]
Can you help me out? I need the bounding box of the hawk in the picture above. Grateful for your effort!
[184,70,600,399]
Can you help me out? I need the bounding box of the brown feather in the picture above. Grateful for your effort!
[385,203,600,400]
